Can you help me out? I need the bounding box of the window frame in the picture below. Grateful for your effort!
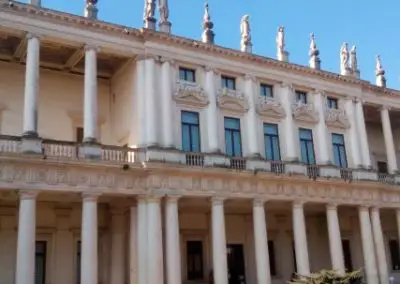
[332,133,348,168]
[224,117,242,157]
[263,123,281,161]
[268,240,277,276]
[295,90,308,104]
[179,67,196,83]
[327,97,339,109]
[181,111,201,152]
[186,240,205,281]
[221,75,236,90]
[299,128,316,165]
[35,240,47,284]
[389,239,400,271]
[260,83,274,98]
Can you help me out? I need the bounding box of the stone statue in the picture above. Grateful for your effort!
[202,3,215,44]
[309,33,320,69]
[309,33,317,54]
[85,0,98,19]
[204,2,211,23]
[340,42,349,72]
[158,0,169,23]
[376,55,385,75]
[350,45,358,72]
[276,26,285,53]
[143,0,156,20]
[240,15,251,44]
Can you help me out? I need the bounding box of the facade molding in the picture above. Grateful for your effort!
[256,96,286,119]
[173,80,208,108]
[217,88,249,114]
[325,108,350,129]
[292,103,319,124]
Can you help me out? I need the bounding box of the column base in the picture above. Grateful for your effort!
[159,21,171,33]
[246,159,269,172]
[320,165,341,179]
[284,162,306,176]
[144,17,156,30]
[145,147,185,164]
[204,153,230,167]
[21,135,42,154]
[277,51,289,62]
[79,142,101,160]
[353,169,378,181]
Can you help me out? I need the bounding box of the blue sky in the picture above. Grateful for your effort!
[20,0,400,89]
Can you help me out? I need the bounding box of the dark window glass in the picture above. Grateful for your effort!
[181,111,201,152]
[264,123,281,161]
[299,128,315,164]
[221,76,236,90]
[268,240,277,276]
[76,127,84,142]
[327,97,339,109]
[187,241,204,280]
[332,133,348,168]
[35,241,47,284]
[377,161,388,173]
[342,240,353,272]
[179,67,196,82]
[389,239,400,271]
[76,241,81,284]
[260,84,274,98]
[295,91,307,104]
[224,117,242,157]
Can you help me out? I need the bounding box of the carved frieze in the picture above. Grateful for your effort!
[325,108,350,129]
[173,80,208,108]
[292,103,319,124]
[256,96,286,119]
[217,88,249,113]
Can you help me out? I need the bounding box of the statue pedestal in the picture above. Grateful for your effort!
[84,5,98,19]
[277,51,289,62]
[241,43,252,53]
[309,56,321,70]
[202,29,215,44]
[376,75,386,87]
[341,67,352,76]
[144,17,156,30]
[159,21,171,34]
[353,69,360,79]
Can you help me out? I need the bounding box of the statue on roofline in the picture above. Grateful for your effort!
[158,0,169,23]
[240,15,251,45]
[340,42,349,72]
[143,0,156,20]
[276,26,285,53]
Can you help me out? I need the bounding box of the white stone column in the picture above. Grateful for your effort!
[358,206,379,284]
[147,196,164,284]
[355,99,372,168]
[165,195,182,284]
[83,45,98,143]
[245,75,261,157]
[345,99,362,167]
[135,58,147,147]
[253,199,271,284]
[54,207,73,284]
[381,107,398,173]
[211,197,229,284]
[292,201,310,276]
[15,191,38,284]
[110,208,126,284]
[314,91,330,164]
[129,206,138,284]
[279,83,297,161]
[145,57,158,146]
[326,204,345,274]
[23,34,40,137]
[81,193,100,284]
[371,207,389,284]
[205,67,220,153]
[160,59,174,148]
[137,197,147,284]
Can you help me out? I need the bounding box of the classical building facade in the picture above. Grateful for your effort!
[0,1,400,284]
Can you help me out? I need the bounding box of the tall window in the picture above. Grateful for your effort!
[342,240,353,272]
[221,75,236,90]
[264,123,281,161]
[179,67,196,82]
[377,161,388,173]
[389,239,400,271]
[76,241,81,284]
[187,241,204,280]
[260,83,273,98]
[181,111,201,152]
[332,133,347,168]
[327,97,338,109]
[268,240,277,276]
[299,128,315,164]
[224,117,242,157]
[76,127,84,142]
[35,241,47,284]
[295,90,307,104]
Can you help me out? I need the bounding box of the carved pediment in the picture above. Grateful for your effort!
[292,103,319,124]
[325,109,350,129]
[217,88,249,113]
[174,80,209,108]
[256,96,286,119]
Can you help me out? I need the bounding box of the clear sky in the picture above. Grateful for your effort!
[19,0,400,89]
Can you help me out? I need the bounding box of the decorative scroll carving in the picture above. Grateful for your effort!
[292,103,319,123]
[173,80,208,108]
[325,108,350,129]
[256,96,286,119]
[217,88,249,113]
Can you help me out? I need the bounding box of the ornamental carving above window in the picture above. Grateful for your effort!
[217,87,249,113]
[256,96,286,119]
[325,108,350,129]
[292,103,319,124]
[173,80,209,108]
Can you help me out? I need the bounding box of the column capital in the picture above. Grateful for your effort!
[370,206,381,213]
[26,32,42,41]
[82,192,101,202]
[379,105,391,112]
[211,196,226,205]
[326,203,339,211]
[253,197,267,207]
[353,97,364,104]
[84,44,100,52]
[146,194,163,203]
[204,65,218,74]
[311,88,326,96]
[19,190,39,200]
[159,57,175,66]
[293,200,305,208]
[358,205,370,212]
[165,194,181,203]
[279,82,294,91]
[244,74,257,83]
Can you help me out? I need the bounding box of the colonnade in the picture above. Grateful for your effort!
[14,191,396,284]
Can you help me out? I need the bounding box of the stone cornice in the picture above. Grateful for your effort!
[3,1,400,100]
